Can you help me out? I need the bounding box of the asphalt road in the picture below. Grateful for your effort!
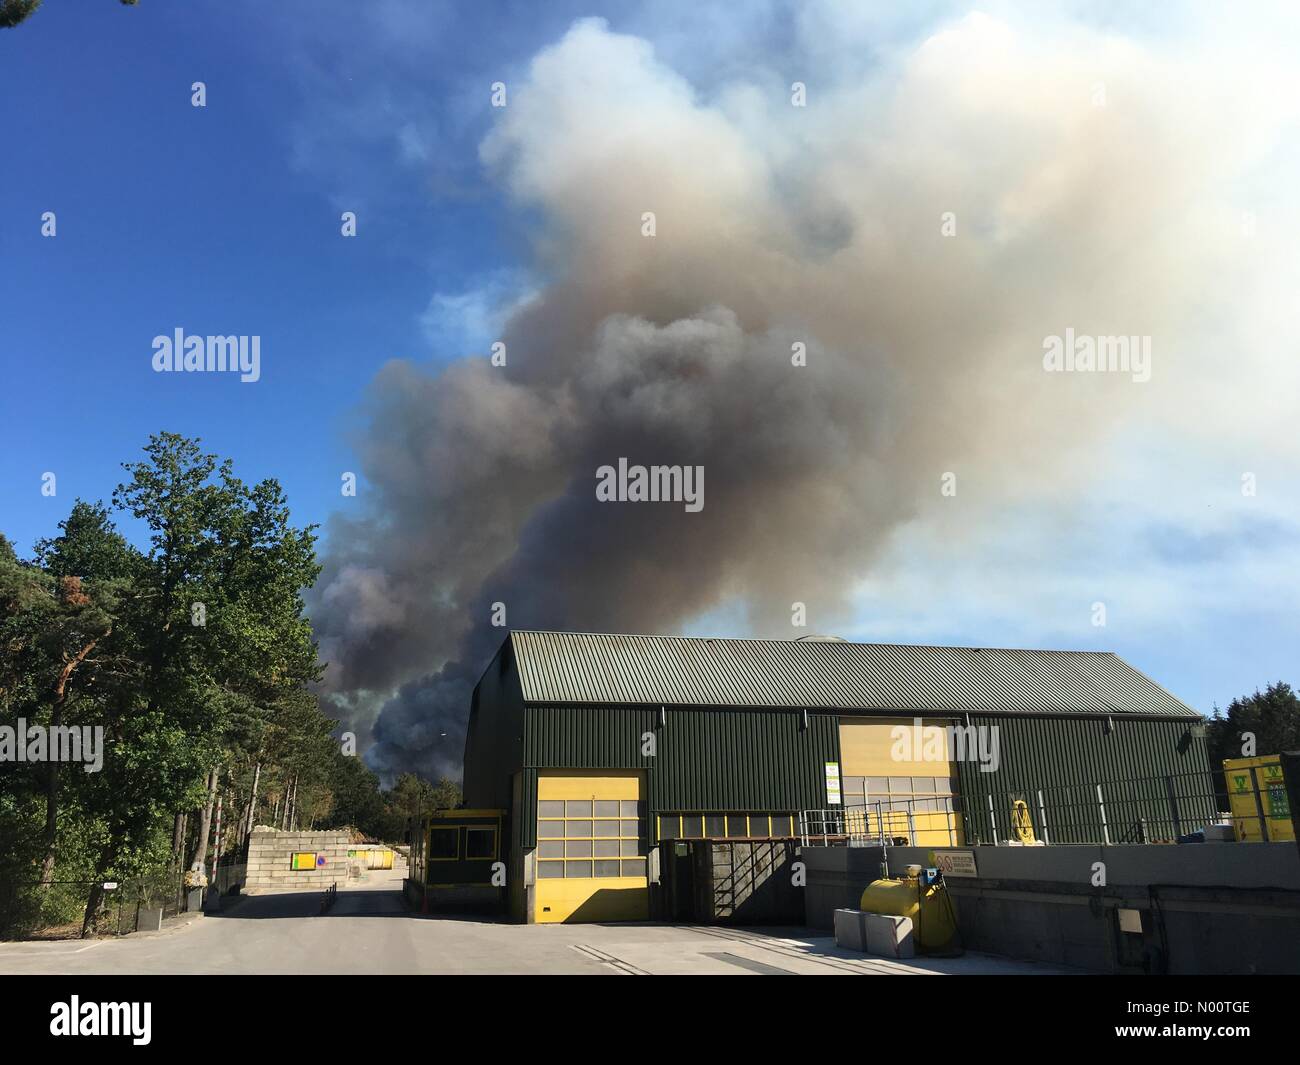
[0,870,1074,975]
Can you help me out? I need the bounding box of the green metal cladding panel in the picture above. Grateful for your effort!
[954,714,1214,844]
[463,642,526,811]
[519,705,840,845]
[512,768,537,851]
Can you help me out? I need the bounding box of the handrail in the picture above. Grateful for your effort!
[799,768,1269,848]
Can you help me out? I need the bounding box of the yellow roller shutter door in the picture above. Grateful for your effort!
[535,771,650,923]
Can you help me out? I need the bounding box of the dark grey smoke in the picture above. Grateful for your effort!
[309,17,1281,782]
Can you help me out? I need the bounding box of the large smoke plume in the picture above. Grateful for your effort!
[309,14,1297,781]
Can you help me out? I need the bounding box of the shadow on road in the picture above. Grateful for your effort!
[210,888,409,920]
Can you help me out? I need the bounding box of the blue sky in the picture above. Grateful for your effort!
[2,1,1298,733]
[0,1,534,553]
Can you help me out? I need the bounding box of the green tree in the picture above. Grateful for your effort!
[3,433,342,939]
[34,500,139,583]
[1,0,137,30]
[71,433,324,934]
[383,772,462,839]
[1207,683,1300,766]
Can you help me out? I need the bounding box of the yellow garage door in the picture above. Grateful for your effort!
[839,717,962,846]
[536,771,649,923]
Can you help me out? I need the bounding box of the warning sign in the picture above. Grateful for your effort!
[933,849,978,878]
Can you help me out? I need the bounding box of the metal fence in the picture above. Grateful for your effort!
[799,770,1270,849]
[0,873,187,939]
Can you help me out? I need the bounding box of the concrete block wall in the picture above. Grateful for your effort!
[802,841,1300,974]
[244,826,353,895]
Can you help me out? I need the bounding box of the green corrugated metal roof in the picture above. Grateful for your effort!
[505,631,1200,719]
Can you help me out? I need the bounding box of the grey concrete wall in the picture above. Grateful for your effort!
[803,842,1300,974]
[244,826,353,894]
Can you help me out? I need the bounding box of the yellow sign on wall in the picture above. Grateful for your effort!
[290,852,317,870]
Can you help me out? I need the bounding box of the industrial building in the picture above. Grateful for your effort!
[422,630,1214,925]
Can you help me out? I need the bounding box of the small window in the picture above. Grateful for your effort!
[620,800,641,817]
[705,814,726,837]
[429,828,458,860]
[594,800,620,817]
[565,860,593,878]
[594,840,620,858]
[537,820,564,839]
[538,800,565,818]
[659,816,680,840]
[619,839,642,857]
[595,860,622,878]
[566,840,592,858]
[537,861,563,878]
[564,820,593,838]
[594,819,621,837]
[747,814,769,837]
[866,777,889,797]
[566,800,593,817]
[681,815,704,838]
[621,858,646,877]
[726,814,748,837]
[770,814,794,838]
[538,840,564,859]
[465,827,495,859]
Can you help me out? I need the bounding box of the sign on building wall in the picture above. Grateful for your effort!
[825,762,842,806]
[290,852,317,871]
[933,849,978,878]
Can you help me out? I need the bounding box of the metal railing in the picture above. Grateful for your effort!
[800,770,1282,849]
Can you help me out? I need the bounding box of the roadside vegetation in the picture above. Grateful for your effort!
[0,433,458,939]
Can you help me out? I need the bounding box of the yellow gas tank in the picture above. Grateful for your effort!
[859,876,957,953]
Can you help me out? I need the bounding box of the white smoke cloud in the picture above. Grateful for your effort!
[309,11,1300,780]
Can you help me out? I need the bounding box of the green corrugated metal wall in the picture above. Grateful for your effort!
[517,705,840,847]
[512,768,537,852]
[462,641,525,812]
[954,714,1215,844]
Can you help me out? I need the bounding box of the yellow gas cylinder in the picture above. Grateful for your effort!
[859,873,957,953]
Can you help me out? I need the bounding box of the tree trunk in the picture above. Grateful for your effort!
[244,761,262,844]
[39,634,103,888]
[189,766,219,871]
[171,811,185,866]
[80,880,104,939]
[212,788,224,887]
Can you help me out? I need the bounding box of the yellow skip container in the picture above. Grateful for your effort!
[1224,756,1295,843]
[860,872,958,953]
